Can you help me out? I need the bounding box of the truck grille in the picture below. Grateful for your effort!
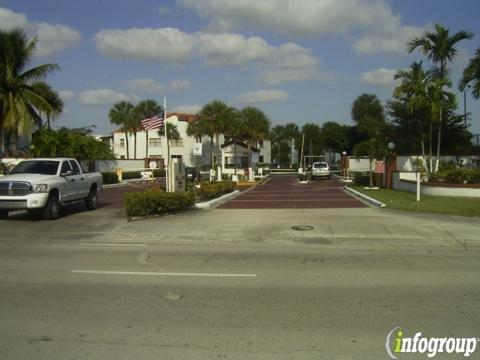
[0,182,32,196]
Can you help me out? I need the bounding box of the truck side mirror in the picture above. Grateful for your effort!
[61,170,73,177]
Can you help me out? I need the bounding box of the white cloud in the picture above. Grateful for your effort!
[95,28,194,63]
[0,7,81,57]
[170,79,192,91]
[360,68,399,86]
[236,90,288,104]
[354,24,430,55]
[0,7,28,30]
[35,23,82,57]
[171,104,202,114]
[179,0,398,36]
[58,90,75,101]
[262,68,319,85]
[127,78,165,93]
[79,89,131,105]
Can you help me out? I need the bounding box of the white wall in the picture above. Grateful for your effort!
[396,155,480,171]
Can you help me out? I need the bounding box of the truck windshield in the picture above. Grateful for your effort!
[10,160,60,175]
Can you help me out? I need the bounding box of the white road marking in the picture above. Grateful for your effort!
[80,243,148,247]
[71,270,258,278]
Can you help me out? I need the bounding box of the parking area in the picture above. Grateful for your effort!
[218,174,367,209]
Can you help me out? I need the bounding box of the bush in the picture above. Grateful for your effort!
[124,188,195,217]
[354,174,370,186]
[102,172,119,185]
[152,169,166,178]
[197,180,237,201]
[430,168,480,184]
[122,171,142,180]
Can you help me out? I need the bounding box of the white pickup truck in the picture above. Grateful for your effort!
[0,158,103,220]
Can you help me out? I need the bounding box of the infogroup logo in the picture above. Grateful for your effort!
[385,327,479,359]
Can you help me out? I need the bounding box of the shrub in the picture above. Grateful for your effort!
[152,169,166,178]
[197,180,237,201]
[430,168,480,184]
[124,188,195,217]
[122,171,142,180]
[102,172,119,185]
[354,174,370,186]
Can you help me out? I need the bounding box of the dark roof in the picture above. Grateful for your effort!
[221,140,260,152]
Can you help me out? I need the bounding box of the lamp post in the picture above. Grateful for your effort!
[342,151,347,178]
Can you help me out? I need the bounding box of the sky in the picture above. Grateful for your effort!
[1,0,480,137]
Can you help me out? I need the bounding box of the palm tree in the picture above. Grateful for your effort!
[0,29,59,155]
[133,99,163,159]
[351,94,386,187]
[408,24,473,171]
[459,46,480,99]
[240,107,270,181]
[270,125,286,167]
[284,122,299,166]
[198,100,237,178]
[108,101,134,159]
[301,123,322,168]
[31,81,63,129]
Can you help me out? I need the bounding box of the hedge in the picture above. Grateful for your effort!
[197,180,237,201]
[122,171,142,180]
[124,188,194,217]
[430,168,480,184]
[102,172,119,185]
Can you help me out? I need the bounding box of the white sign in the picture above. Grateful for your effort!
[193,143,203,156]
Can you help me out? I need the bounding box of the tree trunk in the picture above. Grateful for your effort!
[145,130,149,160]
[435,107,442,173]
[210,136,214,170]
[125,132,130,159]
[248,143,254,182]
[429,120,433,174]
[133,132,137,159]
[369,157,374,188]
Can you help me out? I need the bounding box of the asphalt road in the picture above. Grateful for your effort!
[219,174,366,209]
[1,233,479,359]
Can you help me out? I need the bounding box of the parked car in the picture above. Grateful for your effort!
[0,158,103,220]
[311,162,330,180]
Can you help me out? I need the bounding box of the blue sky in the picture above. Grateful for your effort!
[1,0,480,136]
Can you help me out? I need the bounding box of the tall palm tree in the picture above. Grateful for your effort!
[459,46,480,99]
[240,107,270,181]
[133,99,163,159]
[270,125,286,167]
[408,24,473,171]
[109,101,134,159]
[284,122,299,166]
[393,62,433,173]
[0,29,59,155]
[31,81,63,129]
[198,100,237,178]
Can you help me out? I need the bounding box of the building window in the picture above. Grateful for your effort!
[119,139,125,148]
[149,138,162,147]
[259,155,264,163]
[169,138,184,147]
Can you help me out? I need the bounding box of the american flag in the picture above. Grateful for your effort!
[141,115,164,130]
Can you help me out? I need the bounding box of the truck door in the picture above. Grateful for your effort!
[69,160,87,199]
[60,161,77,201]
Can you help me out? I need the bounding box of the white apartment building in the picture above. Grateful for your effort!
[112,113,271,169]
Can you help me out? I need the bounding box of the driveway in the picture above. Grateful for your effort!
[219,174,366,209]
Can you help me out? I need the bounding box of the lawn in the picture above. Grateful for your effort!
[350,185,480,217]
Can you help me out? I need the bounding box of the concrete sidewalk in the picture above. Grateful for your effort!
[3,205,478,252]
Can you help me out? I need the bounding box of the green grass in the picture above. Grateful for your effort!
[350,185,480,217]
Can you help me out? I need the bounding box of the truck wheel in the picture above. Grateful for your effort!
[43,194,60,220]
[84,189,98,210]
[0,210,8,219]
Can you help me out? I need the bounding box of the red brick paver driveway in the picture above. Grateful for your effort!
[218,174,366,209]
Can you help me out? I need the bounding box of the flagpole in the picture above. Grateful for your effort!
[163,97,170,192]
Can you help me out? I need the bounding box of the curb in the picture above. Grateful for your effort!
[345,186,386,208]
[195,190,240,209]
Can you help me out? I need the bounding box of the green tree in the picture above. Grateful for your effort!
[198,100,237,174]
[320,121,349,153]
[284,122,300,165]
[240,107,270,181]
[133,99,163,159]
[270,125,286,167]
[408,24,473,171]
[0,29,59,155]
[459,46,480,99]
[301,123,322,168]
[108,101,134,159]
[351,94,386,187]
[31,81,63,129]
